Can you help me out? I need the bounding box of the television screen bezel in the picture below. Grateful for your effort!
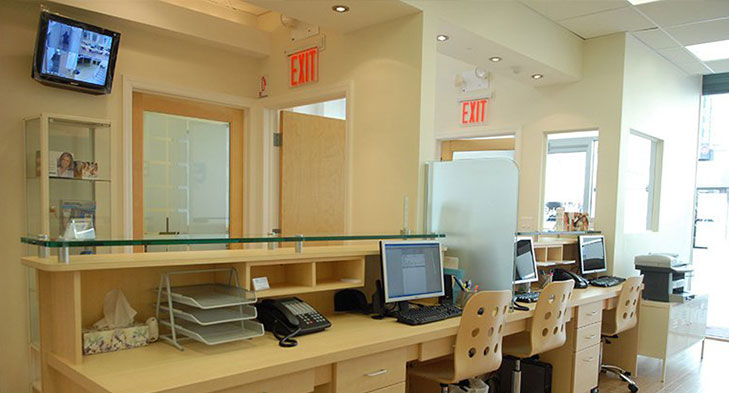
[32,10,121,95]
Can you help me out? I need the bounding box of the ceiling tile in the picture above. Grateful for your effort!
[519,0,630,22]
[559,6,655,39]
[666,18,729,46]
[675,61,712,75]
[632,28,677,49]
[658,47,702,64]
[637,0,729,27]
[706,58,729,73]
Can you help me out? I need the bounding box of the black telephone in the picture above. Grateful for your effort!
[552,268,589,289]
[256,297,331,347]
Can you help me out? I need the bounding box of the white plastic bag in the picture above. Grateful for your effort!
[93,289,137,329]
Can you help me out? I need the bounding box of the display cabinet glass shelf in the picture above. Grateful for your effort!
[24,113,112,391]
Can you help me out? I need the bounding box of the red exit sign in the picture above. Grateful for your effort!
[460,98,488,126]
[289,47,319,88]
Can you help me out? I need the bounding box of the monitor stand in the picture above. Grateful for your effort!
[396,301,411,314]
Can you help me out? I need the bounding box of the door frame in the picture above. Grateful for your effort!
[122,75,257,243]
[258,81,354,235]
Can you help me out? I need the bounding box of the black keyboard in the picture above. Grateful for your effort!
[514,291,540,303]
[396,304,462,325]
[590,276,625,287]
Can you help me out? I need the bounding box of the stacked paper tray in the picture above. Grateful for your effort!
[160,319,264,345]
[162,284,257,309]
[159,303,257,325]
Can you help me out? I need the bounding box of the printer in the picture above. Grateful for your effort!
[635,253,694,302]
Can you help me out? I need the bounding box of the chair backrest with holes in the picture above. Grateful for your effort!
[528,280,575,356]
[453,290,512,382]
[603,276,643,336]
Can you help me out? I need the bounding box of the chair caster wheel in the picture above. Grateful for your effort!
[629,383,639,393]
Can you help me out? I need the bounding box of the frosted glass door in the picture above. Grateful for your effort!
[143,112,230,237]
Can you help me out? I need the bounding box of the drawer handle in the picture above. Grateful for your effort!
[586,334,597,339]
[584,357,595,362]
[587,311,599,316]
[365,369,388,377]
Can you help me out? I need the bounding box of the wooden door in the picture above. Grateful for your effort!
[441,137,515,161]
[132,92,244,242]
[279,111,346,237]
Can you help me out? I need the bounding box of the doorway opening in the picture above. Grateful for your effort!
[440,135,515,161]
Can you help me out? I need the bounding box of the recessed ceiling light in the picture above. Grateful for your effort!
[332,5,349,13]
[436,34,449,42]
[531,74,544,80]
[687,39,729,62]
[489,56,502,62]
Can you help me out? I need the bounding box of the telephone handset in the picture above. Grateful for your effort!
[256,297,331,347]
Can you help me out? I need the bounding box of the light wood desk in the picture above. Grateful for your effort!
[24,246,638,393]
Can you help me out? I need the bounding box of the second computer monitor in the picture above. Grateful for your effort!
[579,235,607,274]
[380,240,445,304]
[514,237,539,285]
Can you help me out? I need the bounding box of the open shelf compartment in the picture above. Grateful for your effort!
[248,261,315,297]
[315,258,365,289]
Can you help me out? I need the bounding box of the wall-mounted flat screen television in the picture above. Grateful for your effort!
[32,11,120,95]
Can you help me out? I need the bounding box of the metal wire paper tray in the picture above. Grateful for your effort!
[160,319,264,345]
[163,284,257,309]
[159,303,257,325]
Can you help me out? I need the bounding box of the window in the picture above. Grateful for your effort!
[543,131,599,230]
[624,131,663,232]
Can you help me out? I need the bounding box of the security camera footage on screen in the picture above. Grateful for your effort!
[42,20,113,86]
[384,243,443,301]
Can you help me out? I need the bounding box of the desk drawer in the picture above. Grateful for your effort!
[575,302,602,328]
[335,348,406,393]
[572,344,600,393]
[216,369,314,393]
[369,382,405,393]
[573,322,601,352]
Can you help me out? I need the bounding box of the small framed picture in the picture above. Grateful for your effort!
[51,151,75,178]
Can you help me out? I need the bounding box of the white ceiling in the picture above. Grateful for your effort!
[519,0,729,75]
[246,0,420,33]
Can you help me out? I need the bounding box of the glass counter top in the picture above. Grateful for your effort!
[21,233,445,248]
[517,230,601,236]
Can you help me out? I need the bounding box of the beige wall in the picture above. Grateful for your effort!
[257,14,424,233]
[0,2,260,392]
[432,35,626,271]
[612,34,701,277]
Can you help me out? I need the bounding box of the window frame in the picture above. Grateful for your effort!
[544,134,599,227]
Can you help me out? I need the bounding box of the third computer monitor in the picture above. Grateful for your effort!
[579,235,607,275]
[514,237,539,285]
[380,240,445,304]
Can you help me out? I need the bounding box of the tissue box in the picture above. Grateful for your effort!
[82,324,150,355]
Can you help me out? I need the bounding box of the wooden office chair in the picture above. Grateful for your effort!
[502,280,575,393]
[409,290,512,393]
[600,276,643,393]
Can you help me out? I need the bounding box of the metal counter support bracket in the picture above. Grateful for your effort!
[295,234,304,253]
[37,245,49,259]
[58,247,70,264]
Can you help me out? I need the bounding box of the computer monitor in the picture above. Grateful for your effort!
[514,237,538,285]
[579,235,607,274]
[380,240,445,304]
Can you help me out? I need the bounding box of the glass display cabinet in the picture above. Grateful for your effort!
[24,113,112,392]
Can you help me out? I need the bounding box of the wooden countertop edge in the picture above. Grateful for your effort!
[22,245,382,272]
